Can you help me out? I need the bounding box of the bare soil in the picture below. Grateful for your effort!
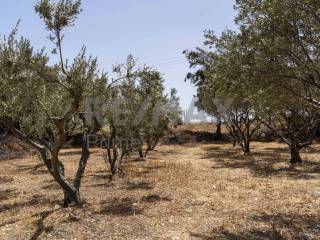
[0,141,320,239]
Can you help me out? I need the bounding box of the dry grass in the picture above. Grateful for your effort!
[178,123,215,132]
[0,140,320,239]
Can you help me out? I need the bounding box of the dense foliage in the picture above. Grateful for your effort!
[185,0,320,162]
[0,0,180,206]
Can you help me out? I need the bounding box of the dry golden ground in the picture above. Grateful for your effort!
[0,141,320,239]
[178,123,216,132]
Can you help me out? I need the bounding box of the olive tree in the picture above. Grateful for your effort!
[185,2,320,161]
[235,0,320,109]
[0,0,106,207]
[233,0,320,163]
[138,66,169,157]
[101,55,169,175]
[255,84,320,164]
[185,30,261,154]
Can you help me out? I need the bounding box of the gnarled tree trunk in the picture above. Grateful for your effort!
[51,147,81,207]
[74,134,90,190]
[3,122,81,207]
[290,145,302,164]
[242,140,250,154]
[138,148,145,160]
[106,138,125,177]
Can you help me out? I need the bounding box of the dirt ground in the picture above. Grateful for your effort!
[0,141,320,240]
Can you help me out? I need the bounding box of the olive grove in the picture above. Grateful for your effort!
[0,0,177,207]
[184,0,320,163]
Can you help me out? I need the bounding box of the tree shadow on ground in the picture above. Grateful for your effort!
[126,165,166,178]
[160,150,180,156]
[262,145,320,154]
[190,230,278,240]
[125,181,154,191]
[99,197,143,216]
[15,163,49,176]
[30,209,57,240]
[132,158,146,163]
[0,198,42,213]
[0,149,28,161]
[0,189,18,201]
[164,130,229,145]
[134,169,152,176]
[143,165,166,171]
[41,183,62,190]
[90,173,112,180]
[59,150,82,156]
[86,173,115,188]
[0,176,14,184]
[15,163,44,171]
[203,146,320,180]
[141,194,172,203]
[98,193,171,216]
[0,195,60,236]
[191,212,320,240]
[0,194,59,213]
[202,146,244,160]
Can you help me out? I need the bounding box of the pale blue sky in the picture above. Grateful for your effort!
[1,0,237,109]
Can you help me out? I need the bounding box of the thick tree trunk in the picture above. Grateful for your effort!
[107,127,125,176]
[243,128,251,154]
[139,150,144,158]
[5,123,80,207]
[215,121,222,140]
[290,146,302,164]
[146,139,152,151]
[145,138,159,157]
[38,147,54,176]
[138,148,145,161]
[51,149,81,207]
[226,123,238,148]
[106,148,113,167]
[232,138,236,147]
[108,149,117,175]
[106,142,124,177]
[73,134,90,190]
[243,141,250,154]
[112,147,124,176]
